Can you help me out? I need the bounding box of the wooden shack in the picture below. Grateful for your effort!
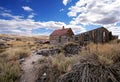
[50,26,74,45]
[75,27,118,45]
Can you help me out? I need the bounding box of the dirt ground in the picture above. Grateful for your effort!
[20,54,42,82]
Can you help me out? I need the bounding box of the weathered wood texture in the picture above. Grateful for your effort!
[50,27,118,46]
[58,54,120,82]
[50,27,74,45]
[75,27,118,45]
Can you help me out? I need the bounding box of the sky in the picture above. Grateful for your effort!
[0,0,120,38]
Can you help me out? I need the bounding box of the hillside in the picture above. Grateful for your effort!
[0,34,120,82]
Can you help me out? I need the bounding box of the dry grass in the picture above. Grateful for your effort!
[1,47,30,61]
[36,54,79,82]
[37,41,120,82]
[38,42,120,72]
[80,42,120,65]
[51,53,78,73]
[0,34,50,81]
[0,61,20,82]
[38,53,79,74]
[0,47,31,82]
[6,41,26,46]
[40,44,53,49]
[38,41,120,68]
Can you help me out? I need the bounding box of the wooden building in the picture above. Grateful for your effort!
[50,26,118,46]
[50,26,74,45]
[75,27,118,45]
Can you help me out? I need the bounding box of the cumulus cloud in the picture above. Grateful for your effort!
[0,6,87,36]
[59,8,64,12]
[0,7,11,13]
[22,6,33,12]
[66,24,86,34]
[68,0,120,25]
[28,13,36,19]
[67,0,120,38]
[63,0,69,6]
[0,12,23,20]
[106,25,120,39]
[0,18,86,36]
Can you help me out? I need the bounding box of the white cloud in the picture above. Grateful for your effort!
[67,0,120,38]
[22,6,33,12]
[63,0,69,6]
[0,6,105,36]
[0,12,23,20]
[68,0,120,25]
[0,6,86,36]
[0,19,64,35]
[106,25,120,39]
[28,14,34,19]
[28,13,36,19]
[0,7,11,13]
[0,18,86,36]
[59,8,64,12]
[65,24,86,34]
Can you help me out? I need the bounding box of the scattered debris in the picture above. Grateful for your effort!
[58,55,120,82]
[19,58,25,64]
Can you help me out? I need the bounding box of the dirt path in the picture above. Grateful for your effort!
[20,54,42,82]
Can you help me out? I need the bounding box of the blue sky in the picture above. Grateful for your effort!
[0,0,120,38]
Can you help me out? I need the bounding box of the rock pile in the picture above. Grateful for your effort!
[36,48,61,56]
[63,43,81,56]
[35,42,82,56]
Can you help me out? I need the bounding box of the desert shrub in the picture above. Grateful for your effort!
[0,47,31,82]
[58,43,120,82]
[109,39,120,44]
[52,53,79,73]
[80,42,120,65]
[14,48,30,59]
[0,47,30,61]
[0,61,20,82]
[37,42,120,82]
[0,49,6,53]
[0,52,21,82]
[41,44,52,49]
[58,54,120,82]
[36,53,79,82]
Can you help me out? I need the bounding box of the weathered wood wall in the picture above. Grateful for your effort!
[50,27,118,46]
[50,28,74,46]
[50,35,74,46]
[75,27,113,45]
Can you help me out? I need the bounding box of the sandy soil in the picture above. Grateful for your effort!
[20,54,42,82]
